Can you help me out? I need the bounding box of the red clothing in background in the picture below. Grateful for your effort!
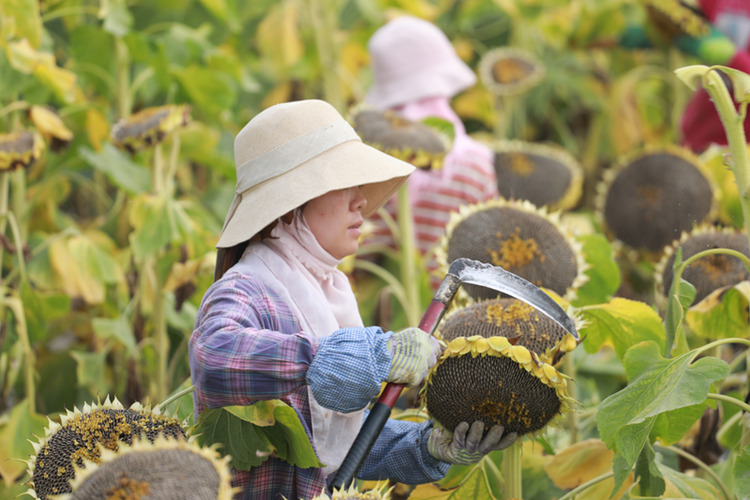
[681,0,750,152]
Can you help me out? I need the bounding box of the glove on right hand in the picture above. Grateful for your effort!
[428,421,518,465]
[385,327,443,386]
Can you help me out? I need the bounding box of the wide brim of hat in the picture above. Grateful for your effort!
[367,56,476,110]
[217,139,414,248]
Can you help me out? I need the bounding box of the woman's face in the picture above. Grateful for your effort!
[304,186,367,259]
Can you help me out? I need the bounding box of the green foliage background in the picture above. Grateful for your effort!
[1,0,750,499]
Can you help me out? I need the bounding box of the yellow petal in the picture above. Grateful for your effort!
[510,345,532,364]
[446,337,468,354]
[487,337,511,351]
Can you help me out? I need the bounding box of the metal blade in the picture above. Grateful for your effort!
[448,258,579,340]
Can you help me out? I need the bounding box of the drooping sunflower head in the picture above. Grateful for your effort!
[641,0,711,42]
[349,106,449,169]
[438,299,581,365]
[434,198,588,303]
[596,145,716,255]
[25,397,186,500]
[111,104,191,153]
[479,48,545,96]
[0,131,44,171]
[492,140,583,211]
[54,437,235,500]
[28,105,74,152]
[308,481,392,500]
[656,225,750,307]
[421,336,576,439]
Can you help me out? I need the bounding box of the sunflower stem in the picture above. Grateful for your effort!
[396,184,421,327]
[165,132,181,195]
[154,384,195,414]
[153,143,164,195]
[308,0,343,113]
[116,38,131,119]
[654,444,731,500]
[5,295,35,414]
[11,169,27,242]
[707,393,750,415]
[0,172,10,280]
[562,353,578,444]
[502,442,522,500]
[558,471,614,500]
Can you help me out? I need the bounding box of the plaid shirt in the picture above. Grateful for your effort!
[189,272,449,500]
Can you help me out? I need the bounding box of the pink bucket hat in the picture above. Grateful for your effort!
[366,16,477,110]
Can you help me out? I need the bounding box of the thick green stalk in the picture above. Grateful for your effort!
[396,184,420,327]
[116,38,131,119]
[558,472,614,500]
[700,69,750,243]
[563,353,578,444]
[165,133,181,195]
[495,96,516,141]
[0,172,9,278]
[154,384,195,414]
[6,296,35,413]
[502,442,522,500]
[706,393,750,414]
[308,0,343,113]
[11,169,27,241]
[153,143,165,194]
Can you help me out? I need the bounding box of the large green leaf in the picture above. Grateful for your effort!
[20,281,70,344]
[410,459,500,500]
[633,441,665,498]
[195,402,324,470]
[686,282,750,341]
[101,0,133,37]
[597,341,728,492]
[92,317,136,355]
[572,233,620,307]
[578,299,666,361]
[70,350,110,397]
[79,144,150,195]
[0,0,42,48]
[736,446,750,500]
[0,399,47,486]
[129,194,175,260]
[173,65,237,117]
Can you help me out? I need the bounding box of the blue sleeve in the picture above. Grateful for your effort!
[305,327,393,413]
[358,414,450,484]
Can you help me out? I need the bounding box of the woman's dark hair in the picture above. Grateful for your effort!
[213,210,297,281]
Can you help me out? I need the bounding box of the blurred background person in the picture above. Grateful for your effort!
[364,16,499,272]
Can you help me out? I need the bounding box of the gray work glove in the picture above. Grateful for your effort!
[428,421,518,465]
[385,327,443,386]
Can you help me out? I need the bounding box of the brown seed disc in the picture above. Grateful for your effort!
[446,207,578,300]
[425,354,561,436]
[440,299,568,359]
[352,109,445,156]
[662,231,750,304]
[492,57,536,84]
[71,449,220,500]
[603,152,713,252]
[494,151,572,208]
[31,409,185,500]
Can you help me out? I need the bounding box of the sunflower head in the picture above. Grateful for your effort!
[438,299,582,365]
[0,131,44,171]
[479,48,545,96]
[656,225,750,306]
[493,140,583,211]
[641,0,711,42]
[350,106,448,169]
[111,104,191,153]
[421,336,576,439]
[434,198,588,304]
[25,397,186,500]
[307,482,392,500]
[53,437,235,500]
[596,145,716,255]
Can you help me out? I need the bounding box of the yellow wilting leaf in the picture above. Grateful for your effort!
[544,439,633,500]
[29,105,73,151]
[86,108,110,151]
[6,39,78,103]
[256,0,302,75]
[49,238,105,305]
[453,86,495,128]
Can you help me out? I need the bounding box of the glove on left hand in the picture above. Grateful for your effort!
[427,421,518,465]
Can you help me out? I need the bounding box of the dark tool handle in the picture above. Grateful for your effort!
[329,273,461,492]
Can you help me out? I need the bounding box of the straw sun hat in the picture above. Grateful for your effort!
[217,99,415,249]
[366,16,477,109]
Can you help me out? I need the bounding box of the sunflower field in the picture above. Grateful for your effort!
[1,0,750,499]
